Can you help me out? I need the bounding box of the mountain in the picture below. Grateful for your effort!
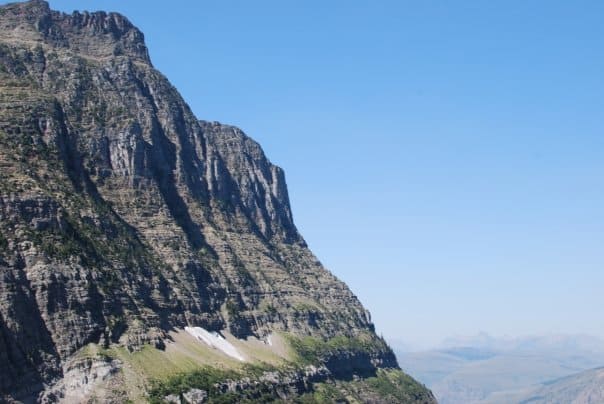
[0,1,434,402]
[439,334,604,354]
[483,367,604,404]
[396,334,604,404]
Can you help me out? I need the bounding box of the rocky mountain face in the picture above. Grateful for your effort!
[0,1,434,402]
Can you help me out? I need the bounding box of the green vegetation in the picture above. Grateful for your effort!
[297,383,347,403]
[148,363,353,404]
[290,369,433,403]
[292,302,320,313]
[148,367,238,403]
[225,298,240,317]
[0,232,7,250]
[287,334,389,365]
[147,365,431,404]
[233,260,256,287]
[366,369,433,402]
[264,304,278,316]
[148,365,293,404]
[28,224,94,261]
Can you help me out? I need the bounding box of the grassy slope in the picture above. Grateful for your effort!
[75,330,433,403]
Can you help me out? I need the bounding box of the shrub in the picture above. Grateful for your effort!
[0,232,8,251]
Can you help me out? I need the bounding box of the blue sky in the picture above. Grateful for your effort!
[41,0,603,347]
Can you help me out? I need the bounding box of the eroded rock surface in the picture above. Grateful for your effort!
[0,1,433,402]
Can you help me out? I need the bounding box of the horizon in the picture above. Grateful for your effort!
[389,331,604,353]
[32,0,604,347]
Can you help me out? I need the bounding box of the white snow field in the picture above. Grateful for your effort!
[184,326,246,361]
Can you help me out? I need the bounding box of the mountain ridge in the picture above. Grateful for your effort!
[483,367,604,404]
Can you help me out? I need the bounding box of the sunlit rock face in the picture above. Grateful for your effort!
[0,1,434,402]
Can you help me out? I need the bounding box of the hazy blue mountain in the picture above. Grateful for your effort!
[483,367,604,404]
[395,334,604,404]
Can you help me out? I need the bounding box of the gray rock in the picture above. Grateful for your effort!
[183,388,208,403]
[164,394,181,404]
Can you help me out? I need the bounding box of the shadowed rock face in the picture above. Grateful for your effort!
[0,1,419,401]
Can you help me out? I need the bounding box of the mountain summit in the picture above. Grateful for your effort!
[0,1,434,402]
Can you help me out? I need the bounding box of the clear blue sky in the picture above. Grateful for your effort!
[42,0,604,347]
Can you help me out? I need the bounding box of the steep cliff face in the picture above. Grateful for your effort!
[0,1,434,402]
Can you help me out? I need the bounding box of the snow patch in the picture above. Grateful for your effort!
[185,327,245,361]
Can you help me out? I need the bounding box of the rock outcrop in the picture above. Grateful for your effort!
[0,1,434,402]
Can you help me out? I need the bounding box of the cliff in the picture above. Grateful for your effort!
[0,1,435,402]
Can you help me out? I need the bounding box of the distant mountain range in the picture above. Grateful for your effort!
[394,334,604,404]
[484,367,604,404]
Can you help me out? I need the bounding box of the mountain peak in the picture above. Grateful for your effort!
[0,0,150,63]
